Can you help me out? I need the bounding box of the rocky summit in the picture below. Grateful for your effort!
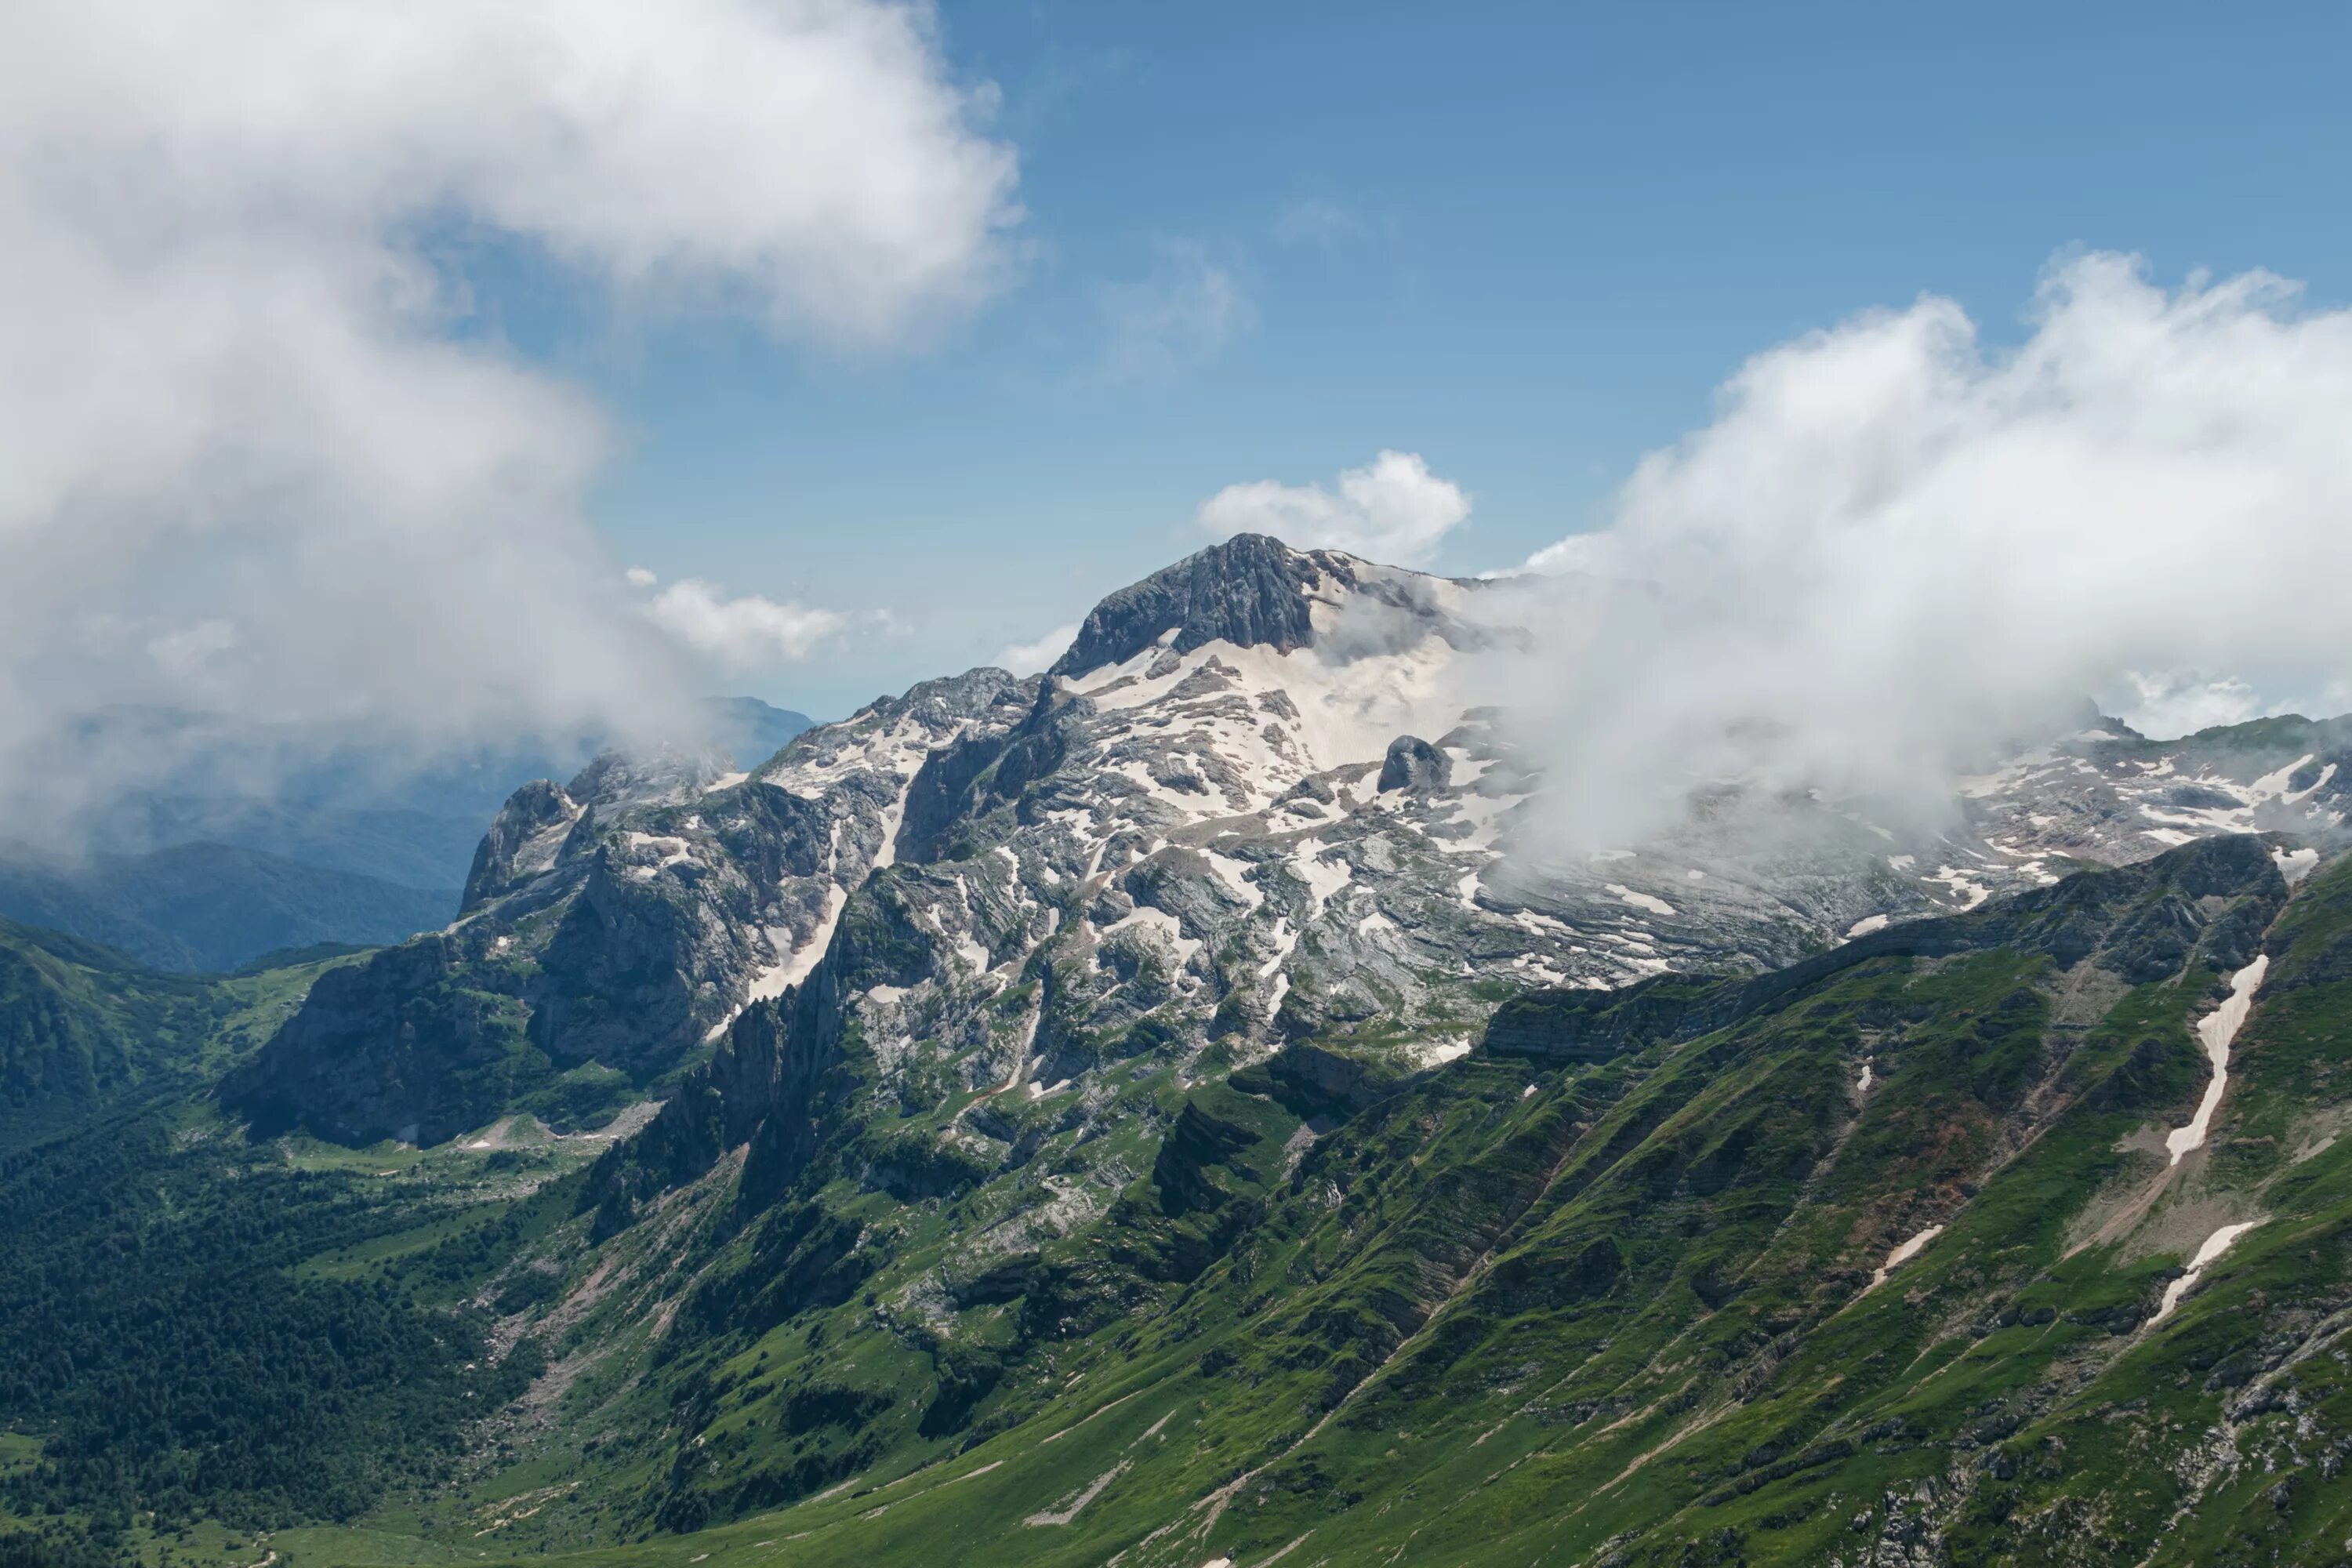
[223,535,2352,1150]
[9,535,2352,1568]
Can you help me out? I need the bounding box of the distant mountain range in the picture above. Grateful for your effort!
[0,844,455,975]
[0,695,810,971]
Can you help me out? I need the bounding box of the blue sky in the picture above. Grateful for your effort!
[429,3,2352,717]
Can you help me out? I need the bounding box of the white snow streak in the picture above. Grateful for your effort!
[1606,884,1676,917]
[750,883,846,1001]
[1870,1224,1944,1289]
[1290,838,1353,920]
[2165,955,2268,1166]
[2150,1221,2262,1325]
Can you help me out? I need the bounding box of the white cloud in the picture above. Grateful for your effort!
[1498,252,2352,848]
[1200,451,1471,567]
[644,581,848,670]
[624,566,659,588]
[1098,240,1250,382]
[991,622,1078,676]
[0,0,1018,826]
[2115,672,2270,739]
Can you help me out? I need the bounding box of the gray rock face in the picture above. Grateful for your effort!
[462,779,580,913]
[239,538,2352,1156]
[1379,735,1452,794]
[222,933,529,1145]
[1050,534,1322,678]
[1483,833,2290,1065]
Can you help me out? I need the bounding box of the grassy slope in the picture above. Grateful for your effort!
[0,931,633,1566]
[0,1101,624,1561]
[0,919,350,1151]
[381,844,2352,1568]
[15,839,2348,1568]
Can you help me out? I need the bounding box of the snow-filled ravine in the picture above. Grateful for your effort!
[2165,955,2269,1166]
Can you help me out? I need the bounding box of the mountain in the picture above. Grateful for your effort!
[64,696,815,891]
[9,536,2352,1566]
[0,843,456,973]
[0,699,815,978]
[0,918,347,1151]
[517,832,2352,1567]
[224,535,2352,1145]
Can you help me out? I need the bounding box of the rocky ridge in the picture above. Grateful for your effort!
[45,530,2352,1566]
[227,535,2352,1154]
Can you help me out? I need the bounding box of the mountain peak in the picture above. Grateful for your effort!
[1048,532,1490,681]
[1049,534,1323,679]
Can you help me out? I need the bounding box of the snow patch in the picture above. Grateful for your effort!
[1290,838,1353,920]
[1871,1224,1944,1289]
[750,883,847,1001]
[2150,1221,2262,1325]
[1406,1035,1475,1069]
[1096,905,1203,968]
[2165,954,2268,1165]
[1199,848,1265,911]
[1606,883,1676,917]
[1846,914,1889,939]
[620,832,693,880]
[1257,918,1299,982]
[1925,866,1991,909]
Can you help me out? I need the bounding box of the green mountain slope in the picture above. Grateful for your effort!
[0,919,347,1150]
[0,1112,544,1533]
[412,834,2352,1567]
[8,835,2352,1568]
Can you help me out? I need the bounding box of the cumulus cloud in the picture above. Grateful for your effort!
[1200,451,1471,567]
[1098,240,1250,382]
[0,0,1018,830]
[643,580,848,670]
[990,622,1079,676]
[1496,252,2352,849]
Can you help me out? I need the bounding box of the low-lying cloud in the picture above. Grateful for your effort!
[0,0,1018,833]
[1493,252,2352,851]
[1200,450,1471,567]
[637,576,851,672]
[992,622,1081,677]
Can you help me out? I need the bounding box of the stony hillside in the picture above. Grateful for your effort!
[224,535,2352,1151]
[459,833,2352,1566]
[12,535,2352,1568]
